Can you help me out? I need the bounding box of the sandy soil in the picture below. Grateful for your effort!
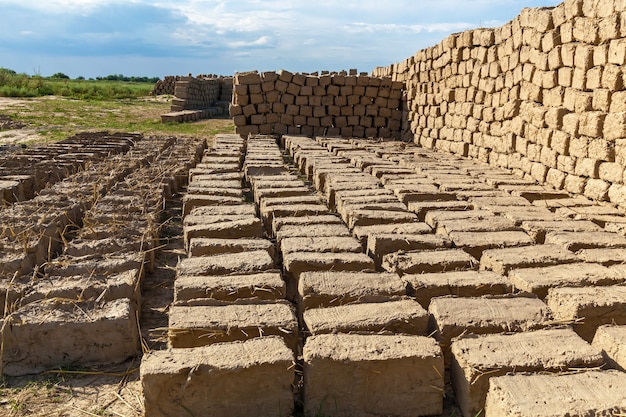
[0,97,39,146]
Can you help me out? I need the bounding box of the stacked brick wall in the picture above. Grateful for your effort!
[229,70,404,139]
[372,0,626,208]
[159,75,233,122]
[171,77,222,111]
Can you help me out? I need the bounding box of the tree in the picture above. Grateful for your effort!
[51,72,70,79]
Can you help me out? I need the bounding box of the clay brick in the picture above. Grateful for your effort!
[448,231,535,259]
[592,324,626,370]
[367,234,452,266]
[298,271,406,310]
[451,328,603,417]
[2,299,138,376]
[168,303,298,349]
[303,299,428,336]
[428,295,552,363]
[509,262,623,299]
[141,337,295,417]
[405,270,512,309]
[174,272,285,305]
[352,222,433,246]
[176,250,274,276]
[303,334,443,417]
[382,249,478,275]
[485,371,626,417]
[480,244,579,275]
[547,285,626,341]
[283,251,375,278]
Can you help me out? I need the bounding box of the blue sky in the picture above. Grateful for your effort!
[0,0,561,79]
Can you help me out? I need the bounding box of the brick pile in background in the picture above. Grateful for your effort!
[229,70,404,139]
[158,75,233,123]
[373,0,626,209]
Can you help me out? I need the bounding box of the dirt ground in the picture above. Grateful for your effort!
[0,98,39,146]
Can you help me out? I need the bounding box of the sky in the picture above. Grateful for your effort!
[0,0,561,79]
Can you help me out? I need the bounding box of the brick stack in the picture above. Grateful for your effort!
[158,75,233,123]
[374,0,626,209]
[150,75,181,96]
[229,70,404,139]
[171,77,222,112]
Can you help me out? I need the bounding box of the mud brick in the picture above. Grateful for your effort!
[480,244,579,275]
[2,298,138,376]
[592,325,626,370]
[272,215,343,237]
[260,195,323,212]
[188,204,256,217]
[176,251,274,276]
[485,371,626,417]
[520,219,602,243]
[23,268,142,305]
[325,180,381,208]
[369,166,416,178]
[468,195,531,208]
[367,234,452,267]
[187,182,243,199]
[555,205,624,224]
[424,209,494,228]
[576,247,626,265]
[303,299,428,336]
[405,270,512,309]
[187,238,273,260]
[451,328,603,417]
[303,334,443,417]
[168,302,298,349]
[141,337,295,417]
[491,206,561,223]
[407,200,473,221]
[352,222,433,246]
[262,204,329,229]
[276,224,352,247]
[510,262,623,299]
[195,162,241,173]
[428,295,552,364]
[183,217,264,245]
[382,249,478,276]
[395,188,458,205]
[436,217,521,235]
[544,230,626,251]
[44,254,144,278]
[281,236,362,257]
[547,285,626,341]
[346,209,419,229]
[251,179,302,192]
[253,186,312,205]
[174,272,285,305]
[336,191,400,207]
[314,167,361,190]
[334,188,395,205]
[283,251,375,278]
[182,194,243,216]
[297,271,406,310]
[188,171,243,182]
[448,231,535,259]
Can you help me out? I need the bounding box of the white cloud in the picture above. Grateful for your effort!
[345,22,476,34]
[228,35,272,48]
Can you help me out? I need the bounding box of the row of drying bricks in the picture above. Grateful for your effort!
[141,133,626,417]
[1,136,205,376]
[0,133,139,206]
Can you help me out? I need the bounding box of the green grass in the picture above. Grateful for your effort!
[0,69,154,99]
[1,96,235,143]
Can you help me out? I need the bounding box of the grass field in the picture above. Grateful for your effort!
[0,95,235,144]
